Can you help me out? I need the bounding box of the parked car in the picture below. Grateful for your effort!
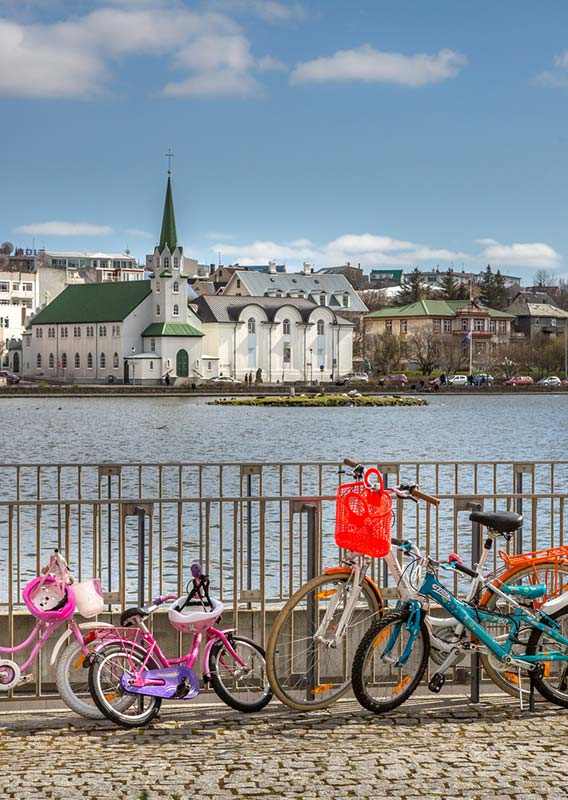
[379,374,408,387]
[472,373,494,386]
[209,375,241,384]
[336,372,369,385]
[0,370,20,385]
[447,375,468,386]
[504,376,534,387]
[537,376,562,387]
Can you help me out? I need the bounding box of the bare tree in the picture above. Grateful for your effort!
[436,335,467,376]
[408,330,439,375]
[534,269,556,288]
[364,333,401,375]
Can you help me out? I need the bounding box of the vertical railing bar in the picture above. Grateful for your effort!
[219,467,224,598]
[159,466,164,597]
[233,500,239,633]
[57,466,62,551]
[279,465,284,601]
[259,499,266,647]
[16,466,21,592]
[77,466,82,579]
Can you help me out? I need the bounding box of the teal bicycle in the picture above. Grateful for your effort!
[351,519,568,714]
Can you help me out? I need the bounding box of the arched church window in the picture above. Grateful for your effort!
[156,281,161,293]
[113,352,119,369]
[87,353,93,369]
[173,282,179,293]
[283,319,290,335]
[317,320,324,335]
[173,304,179,317]
[164,257,170,269]
[49,353,54,369]
[61,353,67,369]
[156,304,160,317]
[75,353,80,369]
[100,352,106,369]
[248,318,256,334]
[174,257,179,269]
[36,353,42,368]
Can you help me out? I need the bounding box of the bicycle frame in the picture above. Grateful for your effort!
[0,618,94,674]
[420,570,568,669]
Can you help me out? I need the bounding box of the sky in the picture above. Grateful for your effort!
[1,0,568,282]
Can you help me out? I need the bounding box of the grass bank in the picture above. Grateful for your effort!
[210,394,428,407]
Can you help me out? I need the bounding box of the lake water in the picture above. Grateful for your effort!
[2,393,567,601]
[3,393,568,464]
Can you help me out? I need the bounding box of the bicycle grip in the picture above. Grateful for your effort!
[391,537,409,547]
[453,562,478,579]
[412,487,440,506]
[343,458,359,468]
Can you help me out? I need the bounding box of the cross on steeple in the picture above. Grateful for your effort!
[165,148,174,174]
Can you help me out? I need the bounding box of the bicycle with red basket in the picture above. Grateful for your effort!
[266,458,544,711]
[87,562,272,727]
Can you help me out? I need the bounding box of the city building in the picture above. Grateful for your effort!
[189,294,353,382]
[24,176,203,385]
[365,298,515,370]
[506,292,568,339]
[222,262,368,314]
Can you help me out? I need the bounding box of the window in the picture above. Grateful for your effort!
[61,327,68,338]
[489,319,496,333]
[535,318,540,326]
[12,282,19,290]
[342,293,349,308]
[164,257,170,269]
[23,283,33,292]
[173,281,179,293]
[461,318,469,331]
[319,293,327,306]
[74,326,81,337]
[99,325,106,337]
[100,352,106,369]
[75,353,80,369]
[115,325,120,336]
[174,257,179,269]
[283,319,290,336]
[433,319,441,334]
[156,281,161,293]
[150,361,154,370]
[150,338,156,352]
[25,337,30,348]
[236,279,241,289]
[156,305,160,316]
[113,352,119,368]
[400,320,407,334]
[36,328,43,338]
[317,320,324,335]
[443,319,452,334]
[499,320,507,334]
[0,282,8,292]
[385,320,393,333]
[474,318,484,332]
[48,353,54,369]
[283,343,291,365]
[247,318,256,368]
[551,318,557,327]
[36,353,42,368]
[248,318,256,334]
[61,353,67,369]
[87,353,93,369]
[173,304,179,317]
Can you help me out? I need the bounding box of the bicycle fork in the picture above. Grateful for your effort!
[314,561,370,647]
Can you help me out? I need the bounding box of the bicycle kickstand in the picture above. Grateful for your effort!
[528,670,536,713]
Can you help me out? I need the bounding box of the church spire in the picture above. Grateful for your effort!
[159,174,178,252]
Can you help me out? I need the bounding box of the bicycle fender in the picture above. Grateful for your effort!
[49,621,113,666]
[323,567,383,610]
[542,592,568,617]
[202,629,237,678]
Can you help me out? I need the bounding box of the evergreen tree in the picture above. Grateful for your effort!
[479,265,508,309]
[491,270,509,310]
[398,268,428,305]
[440,268,469,300]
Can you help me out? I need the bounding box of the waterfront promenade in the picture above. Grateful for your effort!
[1,694,566,799]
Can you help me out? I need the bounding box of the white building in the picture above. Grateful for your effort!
[189,295,353,382]
[24,176,203,385]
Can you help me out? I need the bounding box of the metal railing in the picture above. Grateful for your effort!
[1,459,568,701]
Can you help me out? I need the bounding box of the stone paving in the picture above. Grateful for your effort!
[1,695,567,800]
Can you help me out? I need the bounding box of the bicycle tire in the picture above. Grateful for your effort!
[266,570,382,711]
[478,560,568,698]
[208,634,272,712]
[55,637,105,720]
[352,608,429,714]
[88,644,162,728]
[527,603,568,707]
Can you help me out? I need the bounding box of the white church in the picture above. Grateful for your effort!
[24,175,355,384]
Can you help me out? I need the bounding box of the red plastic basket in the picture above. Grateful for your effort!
[334,468,392,558]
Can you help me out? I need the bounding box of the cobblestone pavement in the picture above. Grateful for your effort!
[1,695,567,799]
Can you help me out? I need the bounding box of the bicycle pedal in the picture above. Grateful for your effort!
[428,673,446,693]
[173,677,191,699]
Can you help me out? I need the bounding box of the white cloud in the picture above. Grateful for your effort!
[0,5,279,98]
[535,50,568,88]
[291,45,466,87]
[214,232,469,269]
[257,55,287,72]
[252,1,304,22]
[15,221,113,236]
[480,240,561,269]
[125,227,153,239]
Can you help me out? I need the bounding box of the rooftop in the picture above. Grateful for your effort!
[30,280,152,324]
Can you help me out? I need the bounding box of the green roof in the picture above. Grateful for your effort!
[159,176,179,252]
[160,270,172,278]
[31,281,152,325]
[365,298,514,319]
[142,323,203,337]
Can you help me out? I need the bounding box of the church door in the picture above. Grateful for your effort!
[176,349,189,377]
[13,352,20,373]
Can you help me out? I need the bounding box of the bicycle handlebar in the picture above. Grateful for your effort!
[411,487,441,507]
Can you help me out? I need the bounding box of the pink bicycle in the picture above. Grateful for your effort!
[0,550,108,719]
[88,563,272,727]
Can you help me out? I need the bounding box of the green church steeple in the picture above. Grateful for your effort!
[159,176,179,252]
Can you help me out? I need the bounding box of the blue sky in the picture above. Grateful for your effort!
[1,0,568,281]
